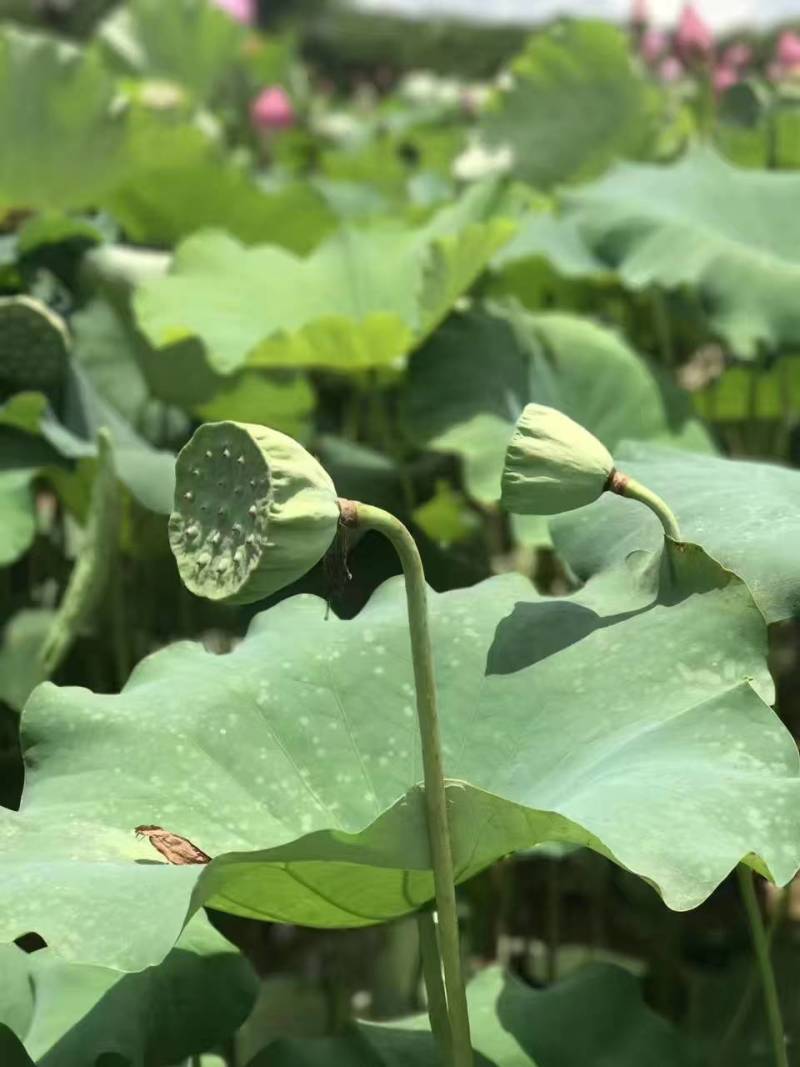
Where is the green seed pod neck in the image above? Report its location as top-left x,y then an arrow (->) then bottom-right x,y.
169,421 -> 339,604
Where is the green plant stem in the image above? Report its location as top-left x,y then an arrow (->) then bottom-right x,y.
342,500 -> 473,1067
611,474 -> 681,540
736,866 -> 789,1067
649,289 -> 675,368
418,910 -> 454,1065
545,860 -> 560,985
715,885 -> 788,1067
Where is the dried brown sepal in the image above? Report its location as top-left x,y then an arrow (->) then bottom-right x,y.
134,824 -> 211,865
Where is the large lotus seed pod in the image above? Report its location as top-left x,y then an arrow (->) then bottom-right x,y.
169,421 -> 340,604
0,296 -> 70,398
501,404 -> 613,515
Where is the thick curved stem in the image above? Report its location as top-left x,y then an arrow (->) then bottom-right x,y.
340,500 -> 473,1067
608,471 -> 681,540
737,866 -> 789,1067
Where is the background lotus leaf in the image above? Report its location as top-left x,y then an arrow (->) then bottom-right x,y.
252,963 -> 688,1066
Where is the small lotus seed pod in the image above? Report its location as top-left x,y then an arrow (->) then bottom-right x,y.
0,296 -> 70,398
169,421 -> 339,604
501,404 -> 613,515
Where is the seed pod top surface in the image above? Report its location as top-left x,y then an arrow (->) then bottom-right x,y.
0,295 -> 70,397
501,404 -> 613,516
169,421 -> 339,604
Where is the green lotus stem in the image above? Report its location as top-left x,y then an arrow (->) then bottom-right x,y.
418,909 -> 454,1065
40,428 -> 121,676
736,866 -> 789,1067
715,885 -> 788,1067
340,500 -> 473,1067
607,471 -> 681,541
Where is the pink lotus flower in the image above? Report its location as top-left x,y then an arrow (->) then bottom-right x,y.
250,86 -> 296,132
776,30 -> 800,70
722,42 -> 752,70
659,56 -> 685,83
675,4 -> 713,62
713,65 -> 738,93
212,0 -> 255,23
641,28 -> 667,64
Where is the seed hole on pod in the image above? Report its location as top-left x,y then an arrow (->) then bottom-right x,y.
237,455 -> 245,464
205,450 -> 213,459
223,448 -> 231,458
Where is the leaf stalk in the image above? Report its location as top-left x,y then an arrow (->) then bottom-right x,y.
340,500 -> 473,1067
736,865 -> 789,1067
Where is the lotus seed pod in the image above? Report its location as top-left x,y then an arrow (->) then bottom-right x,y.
169,422 -> 340,604
0,296 -> 70,398
501,404 -> 613,515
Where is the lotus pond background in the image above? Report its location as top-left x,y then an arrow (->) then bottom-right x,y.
2,0 -> 800,1064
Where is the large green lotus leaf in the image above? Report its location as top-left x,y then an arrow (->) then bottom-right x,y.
0,28 -> 129,215
551,442 -> 800,625
491,210 -> 608,280
0,469 -> 36,566
72,297 -> 314,442
98,0 -> 244,101
480,21 -> 662,188
0,914 -> 256,1066
133,183 -> 516,374
0,382 -> 175,517
559,145 -> 800,357
2,541 -> 798,969
402,303 -> 708,506
254,963 -> 688,1066
105,154 -> 335,254
71,301 -> 151,431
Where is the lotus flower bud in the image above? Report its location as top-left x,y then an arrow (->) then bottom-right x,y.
675,4 -> 713,63
501,405 -> 613,516
630,0 -> 649,27
640,28 -> 667,64
713,63 -> 738,94
212,0 -> 255,24
169,422 -> 339,604
250,86 -> 295,132
722,42 -> 752,70
776,31 -> 800,73
659,56 -> 685,83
